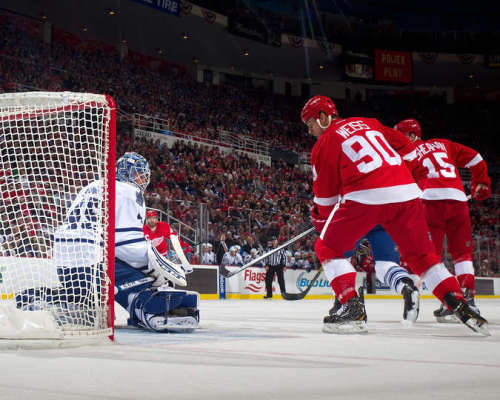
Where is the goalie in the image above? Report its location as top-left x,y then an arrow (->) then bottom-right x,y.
49,152 -> 199,332
114,152 -> 198,332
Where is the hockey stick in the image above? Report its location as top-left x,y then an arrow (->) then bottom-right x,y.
281,268 -> 323,301
116,276 -> 155,293
170,234 -> 193,274
219,227 -> 315,278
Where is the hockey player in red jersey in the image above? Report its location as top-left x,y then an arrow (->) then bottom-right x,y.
301,95 -> 488,335
394,118 -> 491,322
143,210 -> 193,264
143,210 -> 171,255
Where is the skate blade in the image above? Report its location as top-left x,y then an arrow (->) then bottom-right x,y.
436,315 -> 459,324
322,321 -> 367,334
464,319 -> 491,337
401,318 -> 415,328
404,309 -> 419,324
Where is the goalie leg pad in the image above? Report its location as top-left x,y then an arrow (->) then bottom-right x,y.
16,265 -> 101,308
128,287 -> 200,332
114,259 -> 154,309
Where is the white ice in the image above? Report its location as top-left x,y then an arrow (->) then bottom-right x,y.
1,298 -> 499,400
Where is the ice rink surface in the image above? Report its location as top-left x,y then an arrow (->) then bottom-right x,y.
1,297 -> 499,400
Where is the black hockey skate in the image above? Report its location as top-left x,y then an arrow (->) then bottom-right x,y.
433,303 -> 457,323
434,288 -> 479,323
442,293 -> 490,336
328,297 -> 342,316
323,287 -> 367,334
463,288 -> 480,314
401,279 -> 420,324
329,287 -> 367,316
329,288 -> 366,319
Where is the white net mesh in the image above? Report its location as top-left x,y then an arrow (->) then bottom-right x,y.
0,92 -> 114,340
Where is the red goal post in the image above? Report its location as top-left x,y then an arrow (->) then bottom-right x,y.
0,92 -> 115,345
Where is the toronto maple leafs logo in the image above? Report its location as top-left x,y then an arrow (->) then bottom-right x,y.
136,191 -> 144,206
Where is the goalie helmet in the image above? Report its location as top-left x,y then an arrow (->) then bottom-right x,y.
394,119 -> 422,139
301,95 -> 338,126
116,152 -> 150,192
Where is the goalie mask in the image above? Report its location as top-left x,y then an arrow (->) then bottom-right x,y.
116,152 -> 150,192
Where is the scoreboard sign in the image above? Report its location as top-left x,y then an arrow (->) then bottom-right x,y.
485,54 -> 500,68
132,0 -> 180,17
374,49 -> 413,83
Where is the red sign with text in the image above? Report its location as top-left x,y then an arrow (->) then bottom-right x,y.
374,49 -> 412,83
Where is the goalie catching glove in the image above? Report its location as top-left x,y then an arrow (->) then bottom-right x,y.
146,242 -> 187,287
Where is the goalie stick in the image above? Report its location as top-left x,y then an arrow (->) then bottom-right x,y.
219,227 -> 315,278
170,234 -> 193,274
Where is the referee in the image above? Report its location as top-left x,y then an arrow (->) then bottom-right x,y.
263,237 -> 287,299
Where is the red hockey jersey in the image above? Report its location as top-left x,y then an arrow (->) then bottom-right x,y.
411,138 -> 489,202
311,117 -> 420,217
143,221 -> 174,255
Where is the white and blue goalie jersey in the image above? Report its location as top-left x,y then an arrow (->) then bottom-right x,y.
114,181 -> 147,268
53,180 -> 104,267
53,180 -> 148,268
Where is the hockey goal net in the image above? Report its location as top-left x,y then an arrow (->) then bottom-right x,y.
0,92 -> 115,343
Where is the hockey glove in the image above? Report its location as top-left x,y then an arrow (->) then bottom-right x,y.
310,204 -> 328,233
147,242 -> 187,287
471,179 -> 491,201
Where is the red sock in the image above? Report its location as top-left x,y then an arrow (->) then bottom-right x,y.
433,276 -> 465,309
330,272 -> 357,304
457,274 -> 474,296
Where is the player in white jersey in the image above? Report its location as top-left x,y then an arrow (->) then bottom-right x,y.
201,243 -> 216,264
51,152 -> 199,332
221,245 -> 244,267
